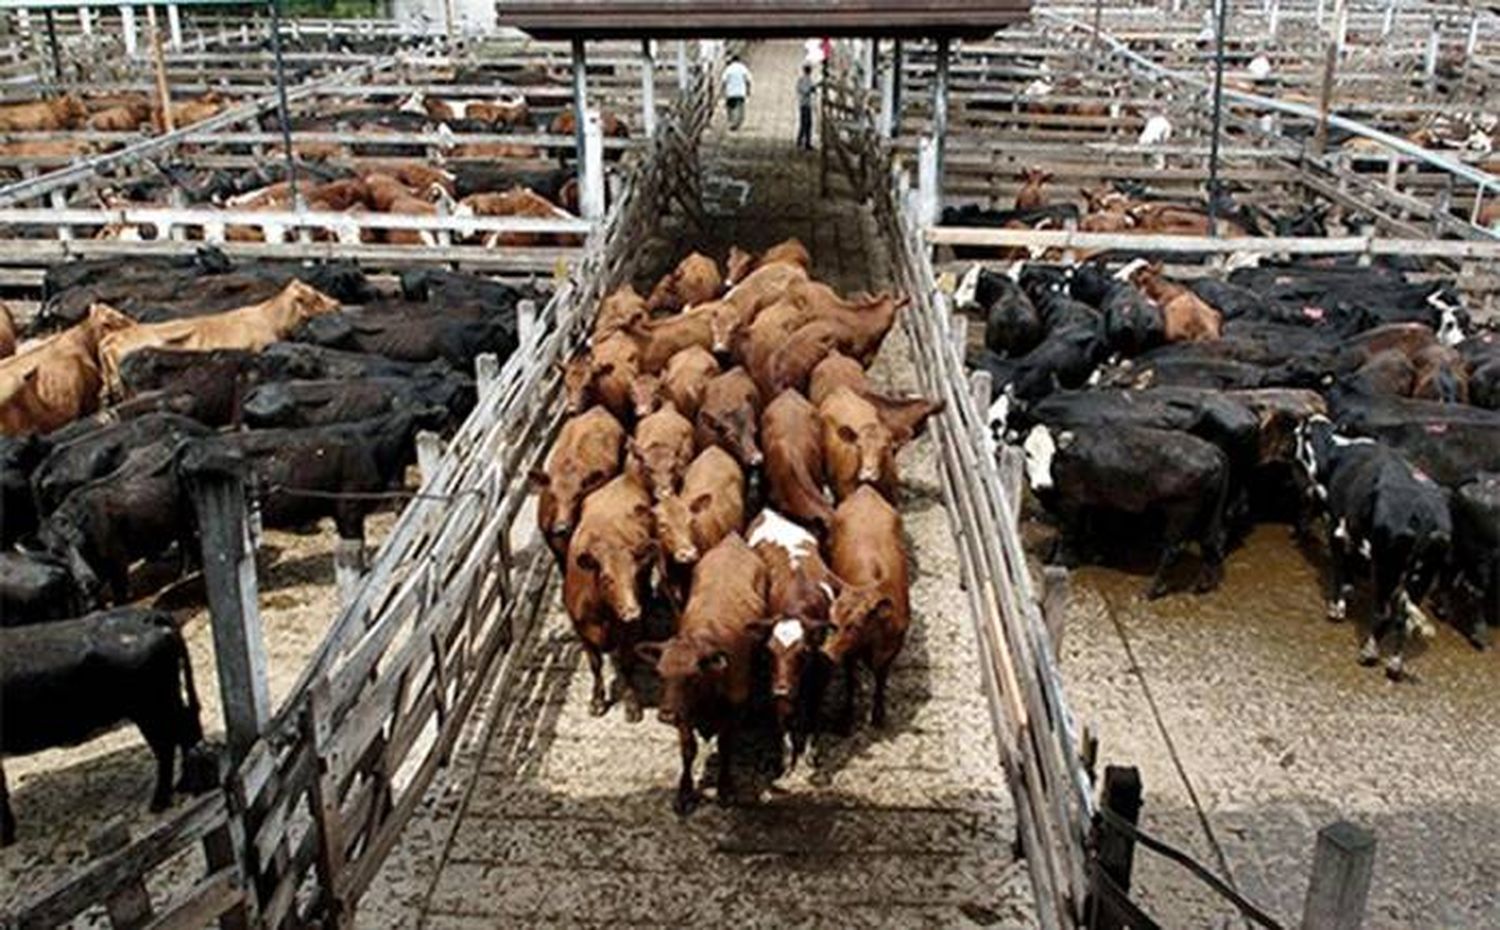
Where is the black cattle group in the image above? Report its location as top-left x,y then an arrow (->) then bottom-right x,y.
966,256 -> 1499,679
0,249 -> 528,843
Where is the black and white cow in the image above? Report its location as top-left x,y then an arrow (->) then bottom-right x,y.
1,608 -> 217,845
1295,416 -> 1451,678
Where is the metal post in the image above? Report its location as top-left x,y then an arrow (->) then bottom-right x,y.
120,5 -> 138,57
183,447 -> 270,763
1423,18 -> 1440,80
917,135 -> 940,226
267,0 -> 298,205
890,39 -> 903,136
167,4 -> 183,49
79,7 -> 93,36
640,40 -> 657,138
676,40 -> 689,91
43,10 -> 62,85
1206,0 -> 1229,237
1300,821 -> 1376,930
571,38 -> 590,196
1269,0 -> 1279,39
879,41 -> 897,138
933,37 -> 950,217
1382,0 -> 1397,37
1466,11 -> 1480,58
148,5 -> 173,132
582,110 -> 605,218
1313,0 -> 1343,156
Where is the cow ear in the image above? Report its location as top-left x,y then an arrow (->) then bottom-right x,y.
698,650 -> 729,672
528,468 -> 550,489
836,424 -> 858,444
635,641 -> 666,665
595,362 -> 616,379
689,493 -> 713,515
745,617 -> 777,639
575,551 -> 600,573
635,538 -> 659,562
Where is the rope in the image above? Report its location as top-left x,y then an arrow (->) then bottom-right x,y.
1097,808 -> 1286,930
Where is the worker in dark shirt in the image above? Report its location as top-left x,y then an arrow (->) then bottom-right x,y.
796,63 -> 817,150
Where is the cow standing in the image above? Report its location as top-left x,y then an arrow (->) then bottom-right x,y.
532,407 -> 626,561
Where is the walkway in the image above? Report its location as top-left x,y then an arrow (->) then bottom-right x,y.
362,41 -> 1035,928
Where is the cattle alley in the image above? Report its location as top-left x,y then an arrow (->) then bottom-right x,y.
359,40 -> 1038,929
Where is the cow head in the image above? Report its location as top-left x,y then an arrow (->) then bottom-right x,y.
628,435 -> 687,503
726,246 -> 755,286
280,280 -> 341,321
531,463 -> 612,547
653,490 -> 712,564
696,302 -> 740,357
636,634 -> 729,725
1022,425 -> 1059,492
573,532 -> 656,625
833,415 -> 893,489
823,585 -> 894,665
1018,167 -> 1053,186
630,374 -> 662,420
561,356 -> 607,413
702,405 -> 762,470
84,303 -> 137,337
1293,415 -> 1338,498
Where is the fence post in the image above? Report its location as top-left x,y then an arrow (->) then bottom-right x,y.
79,5 -> 93,36
1088,765 -> 1144,930
676,40 -> 689,91
932,36 -> 950,209
640,40 -> 657,139
183,445 -> 270,764
475,352 -> 501,398
879,40 -> 897,138
582,110 -> 606,219
416,430 -> 444,483
88,820 -> 154,929
917,136 -> 940,226
1042,565 -> 1071,655
1300,821 -> 1376,930
120,4 -> 138,57
167,3 -> 183,49
517,297 -> 538,352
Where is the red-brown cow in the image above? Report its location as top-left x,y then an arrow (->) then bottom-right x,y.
636,533 -> 767,813
661,345 -> 721,419
761,389 -> 836,535
646,252 -> 723,313
0,303 -> 15,360
819,385 -> 933,502
628,403 -> 696,503
595,284 -> 649,343
631,309 -> 715,374
562,330 -> 640,420
564,473 -> 658,720
1133,264 -> 1222,342
695,367 -> 763,470
532,406 -> 626,560
654,446 -> 746,604
809,351 -> 946,447
726,238 -> 812,285
1014,167 -> 1053,210
824,486 -> 910,728
786,281 -> 903,363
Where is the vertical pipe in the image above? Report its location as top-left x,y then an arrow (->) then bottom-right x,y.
879,41 -> 897,138
1423,18 -> 1439,79
1207,0 -> 1228,237
167,4 -> 183,50
120,5 -> 138,57
933,37 -> 950,217
44,10 -> 62,85
1269,0 -> 1279,39
1312,0 -> 1343,156
148,5 -> 174,132
79,7 -> 93,37
571,39 -> 590,207
640,40 -> 657,139
676,40 -> 689,92
891,39 -> 903,135
1466,11 -> 1479,59
267,0 -> 298,205
1382,0 -> 1397,38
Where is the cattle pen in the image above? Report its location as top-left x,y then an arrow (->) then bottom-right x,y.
0,2 -> 1497,930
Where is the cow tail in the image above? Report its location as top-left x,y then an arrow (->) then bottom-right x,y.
166,620 -> 205,745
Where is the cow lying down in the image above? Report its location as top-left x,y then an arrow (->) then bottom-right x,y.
1,608 -> 217,845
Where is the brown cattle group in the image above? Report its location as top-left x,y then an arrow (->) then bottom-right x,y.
537,241 -> 943,814
0,93 -> 225,167
0,280 -> 340,437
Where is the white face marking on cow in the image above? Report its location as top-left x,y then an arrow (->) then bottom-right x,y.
1327,597 -> 1347,621
1005,259 -> 1024,283
772,619 -> 805,648
1113,257 -> 1148,282
400,91 -> 424,113
1022,425 -> 1056,492
1248,54 -> 1273,80
1332,518 -> 1349,542
987,390 -> 1012,438
954,264 -> 982,309
1139,115 -> 1174,146
748,509 -> 818,567
1358,538 -> 1372,560
1330,434 -> 1374,448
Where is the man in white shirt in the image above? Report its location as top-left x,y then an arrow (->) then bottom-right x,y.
722,55 -> 752,130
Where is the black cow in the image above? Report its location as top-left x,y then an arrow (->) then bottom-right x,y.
32,413 -> 210,516
1021,423 -> 1230,598
400,268 -> 539,317
970,319 -> 1105,403
0,608 -> 216,845
1296,418 -> 1451,678
292,311 -> 519,368
1451,474 -> 1499,648
1226,265 -> 1466,338
449,164 -> 572,201
0,435 -> 48,547
1191,278 -> 1326,327
1460,332 -> 1500,410
118,347 -> 304,426
955,265 -> 1044,357
1070,263 -> 1163,357
1328,392 -> 1500,488
35,439 -> 196,608
241,375 -> 475,430
196,407 -> 446,543
1105,352 -> 1273,391
0,551 -> 79,626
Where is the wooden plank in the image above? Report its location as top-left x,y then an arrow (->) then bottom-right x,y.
139,868 -> 244,930
1301,821 -> 1377,930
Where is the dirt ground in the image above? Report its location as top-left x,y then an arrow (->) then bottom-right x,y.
1055,522 -> 1500,928
0,512 -> 394,920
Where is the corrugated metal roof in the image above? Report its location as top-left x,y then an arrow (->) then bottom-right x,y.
498,0 -> 1030,39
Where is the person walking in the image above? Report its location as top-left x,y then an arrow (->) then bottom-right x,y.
795,63 -> 817,150
722,55 -> 751,131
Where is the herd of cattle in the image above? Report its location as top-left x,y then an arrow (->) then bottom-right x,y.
539,240 -> 943,813
960,247 -> 1498,680
0,249 -> 529,844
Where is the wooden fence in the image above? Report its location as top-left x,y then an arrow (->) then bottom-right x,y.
0,39 -> 719,930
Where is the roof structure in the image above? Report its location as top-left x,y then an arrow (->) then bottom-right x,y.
498,0 -> 1031,40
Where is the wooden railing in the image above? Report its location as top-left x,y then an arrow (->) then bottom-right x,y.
0,40 -> 719,930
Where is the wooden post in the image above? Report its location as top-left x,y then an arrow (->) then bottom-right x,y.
1382,0 -> 1396,38
1088,766 -> 1144,930
676,40 -> 689,92
167,3 -> 183,49
932,37 -> 950,212
1312,2 -> 1341,157
640,40 -> 657,139
1423,18 -> 1440,81
1268,0 -> 1279,39
415,430 -> 444,483
334,536 -> 365,607
517,297 -> 538,351
917,136 -> 940,226
88,820 -> 154,929
582,110 -> 605,219
1300,821 -> 1376,930
120,5 -> 139,57
475,352 -> 501,397
571,38 -> 590,201
79,6 -> 93,36
183,446 -> 270,764
147,5 -> 174,133
879,41 -> 897,138
1042,565 -> 1070,655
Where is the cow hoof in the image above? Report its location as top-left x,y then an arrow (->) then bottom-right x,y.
148,796 -> 171,813
1384,657 -> 1405,681
1357,639 -> 1379,666
1145,582 -> 1169,601
623,702 -> 644,724
1468,624 -> 1492,651
1325,599 -> 1347,622
589,697 -> 608,717
673,791 -> 698,817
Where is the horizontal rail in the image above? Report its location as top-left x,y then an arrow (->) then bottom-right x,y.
0,206 -> 590,235
926,226 -> 1500,258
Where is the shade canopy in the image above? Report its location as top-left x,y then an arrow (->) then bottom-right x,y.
500,0 -> 1030,40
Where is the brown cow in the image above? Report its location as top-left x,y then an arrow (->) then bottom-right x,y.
155,92 -> 223,130
761,389 -> 836,537
722,261 -> 811,323
736,298 -> 805,376
1411,344 -> 1469,402
99,281 -> 339,393
646,252 -> 723,313
809,352 -> 945,446
629,373 -> 663,420
462,187 -> 582,248
0,305 -> 136,436
824,486 -> 909,728
695,367 -> 763,470
1344,349 -> 1416,398
1014,167 -> 1053,210
636,533 -> 767,813
654,445 -> 745,588
87,99 -> 151,131
628,403 -> 696,503
786,281 -> 902,363
819,386 -> 904,502
660,345 -> 721,420
631,308 -> 714,374
562,330 -> 640,420
726,238 -> 812,285
532,406 -> 626,560
0,95 -> 86,131
0,303 -> 14,359
1133,264 -> 1222,342
565,473 -> 658,719
746,508 -> 837,766
595,284 -> 649,343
